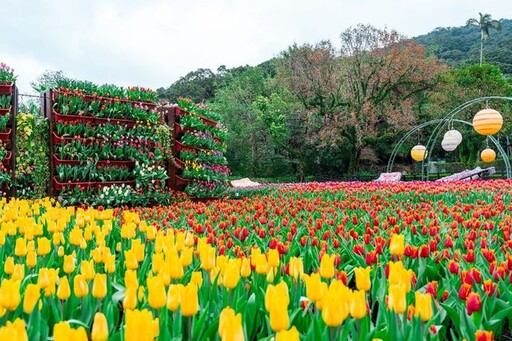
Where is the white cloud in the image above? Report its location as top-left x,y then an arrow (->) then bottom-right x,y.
1,0 -> 511,94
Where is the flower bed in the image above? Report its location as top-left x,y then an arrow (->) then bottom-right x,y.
0,181 -> 511,340
173,98 -> 230,198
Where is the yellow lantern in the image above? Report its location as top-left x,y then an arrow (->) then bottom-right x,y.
480,148 -> 496,163
472,108 -> 503,135
411,145 -> 428,162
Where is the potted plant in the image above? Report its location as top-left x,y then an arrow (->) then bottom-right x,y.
0,62 -> 16,94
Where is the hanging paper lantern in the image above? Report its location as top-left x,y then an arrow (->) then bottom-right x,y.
441,135 -> 458,151
472,108 -> 503,135
411,145 -> 428,162
481,148 -> 496,163
444,129 -> 462,145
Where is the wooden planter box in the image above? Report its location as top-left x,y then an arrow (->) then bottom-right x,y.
0,83 -> 13,95
0,128 -> 11,142
2,151 -> 11,167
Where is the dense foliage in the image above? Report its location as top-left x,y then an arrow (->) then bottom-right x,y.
414,19 -> 512,75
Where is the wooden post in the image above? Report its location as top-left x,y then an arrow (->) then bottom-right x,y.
8,86 -> 18,198
45,89 -> 55,197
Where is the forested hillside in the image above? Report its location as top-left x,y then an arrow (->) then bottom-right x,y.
156,19 -> 512,180
414,19 -> 512,74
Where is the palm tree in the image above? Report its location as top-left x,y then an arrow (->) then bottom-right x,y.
466,13 -> 502,65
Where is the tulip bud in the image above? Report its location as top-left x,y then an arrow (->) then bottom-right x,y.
123,286 -> 137,310
0,278 -> 21,311
73,274 -> 88,298
354,267 -> 371,292
92,274 -> 107,299
167,284 -> 182,312
190,271 -> 203,288
37,237 -> 51,256
91,312 -> 109,341
350,290 -> 367,319
80,260 -> 95,280
320,254 -> 335,279
390,234 -> 405,257
223,259 -> 241,290
63,255 -> 76,274
181,284 -> 199,316
414,292 -> 433,322
57,276 -> 71,301
218,306 -> 244,341
147,276 -> 166,309
240,258 -> 251,278
4,257 -> 14,275
387,284 -> 407,314
24,249 -> 37,268
23,283 -> 41,314
267,249 -> 280,268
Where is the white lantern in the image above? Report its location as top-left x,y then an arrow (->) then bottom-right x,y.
441,135 -> 458,151
444,129 -> 462,145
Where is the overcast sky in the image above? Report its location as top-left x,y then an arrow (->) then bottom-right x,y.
1,0 -> 511,95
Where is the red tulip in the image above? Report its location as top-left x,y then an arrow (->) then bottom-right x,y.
466,292 -> 481,315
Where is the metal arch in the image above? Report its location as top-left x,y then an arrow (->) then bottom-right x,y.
386,119 -> 511,179
422,96 -> 512,180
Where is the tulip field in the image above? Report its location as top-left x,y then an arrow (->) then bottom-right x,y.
1,180 -> 512,340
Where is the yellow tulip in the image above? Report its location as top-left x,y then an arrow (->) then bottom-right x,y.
267,249 -> 280,268
92,274 -> 107,299
190,271 -> 203,288
73,274 -> 88,298
265,281 -> 290,312
23,283 -> 40,314
26,251 -> 37,269
240,258 -> 251,278
289,257 -> 304,280
0,278 -> 21,311
320,254 -> 335,279
4,257 -> 14,275
254,254 -> 268,275
124,250 -> 139,270
125,309 -> 159,341
57,276 -> 71,301
15,238 -> 27,257
104,254 -> 116,274
276,326 -> 300,341
390,234 -> 405,257
354,267 -> 372,292
200,245 -> 216,271
180,247 -> 193,267
350,290 -> 367,319
57,246 -> 65,257
80,260 -> 95,280
387,284 -> 407,314
91,312 -> 109,341
147,276 -> 166,309
0,318 -> 28,340
219,306 -> 244,341
181,283 -> 199,316
37,237 -> 51,256
321,283 -> 349,327
11,264 -> 25,281
123,286 -> 137,310
63,255 -> 76,274
268,295 -> 289,332
303,273 -> 323,302
125,269 -> 138,289
415,292 -> 433,322
167,284 -> 183,312
223,259 -> 241,290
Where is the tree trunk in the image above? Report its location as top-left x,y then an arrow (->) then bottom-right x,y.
297,148 -> 305,182
347,147 -> 361,176
480,39 -> 483,65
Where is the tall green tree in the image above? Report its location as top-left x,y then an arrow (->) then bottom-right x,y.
466,13 -> 502,65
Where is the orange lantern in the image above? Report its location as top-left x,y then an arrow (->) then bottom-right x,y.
480,148 -> 496,163
472,109 -> 503,135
